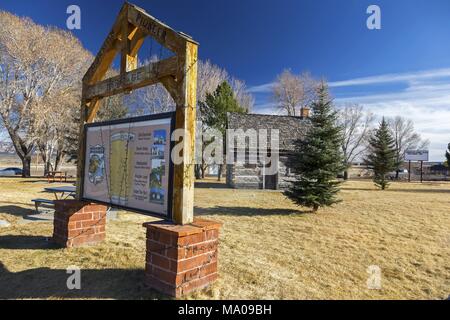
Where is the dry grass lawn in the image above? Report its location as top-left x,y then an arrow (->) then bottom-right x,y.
0,177 -> 449,300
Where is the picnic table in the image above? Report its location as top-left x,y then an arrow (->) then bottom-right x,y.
33,186 -> 113,216
44,186 -> 76,200
32,186 -> 76,214
46,171 -> 69,183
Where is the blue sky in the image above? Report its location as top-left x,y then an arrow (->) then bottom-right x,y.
1,0 -> 450,160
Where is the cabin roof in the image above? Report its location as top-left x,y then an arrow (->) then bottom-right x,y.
227,113 -> 310,151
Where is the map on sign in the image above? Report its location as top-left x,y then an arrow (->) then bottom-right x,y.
405,150 -> 429,162
82,113 -> 174,218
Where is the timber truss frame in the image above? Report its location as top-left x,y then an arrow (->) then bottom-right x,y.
76,2 -> 198,225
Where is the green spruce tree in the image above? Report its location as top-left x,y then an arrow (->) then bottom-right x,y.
446,143 -> 450,167
284,83 -> 345,212
199,81 -> 247,180
365,118 -> 396,190
200,81 -> 246,134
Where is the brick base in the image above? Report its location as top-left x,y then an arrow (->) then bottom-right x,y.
53,200 -> 107,248
143,219 -> 222,298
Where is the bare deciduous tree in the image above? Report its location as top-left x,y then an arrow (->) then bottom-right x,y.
229,78 -> 254,113
272,70 -> 317,116
195,60 -> 228,179
63,91 -> 128,165
32,91 -> 79,174
388,116 -> 430,178
127,57 -> 175,115
338,104 -> 374,180
195,60 -> 253,179
0,11 -> 92,176
197,60 -> 229,106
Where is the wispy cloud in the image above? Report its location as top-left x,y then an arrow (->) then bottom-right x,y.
248,83 -> 274,94
329,68 -> 450,88
252,102 -> 282,115
334,71 -> 450,161
251,67 -> 450,161
249,67 -> 450,93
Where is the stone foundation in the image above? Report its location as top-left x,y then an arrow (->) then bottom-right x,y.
143,219 -> 221,298
53,200 -> 107,248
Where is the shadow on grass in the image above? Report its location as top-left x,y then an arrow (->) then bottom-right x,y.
0,235 -> 58,250
195,206 -> 309,216
195,181 -> 229,189
0,204 -> 54,222
17,179 -> 48,183
344,187 -> 450,194
0,262 -> 166,300
0,205 -> 34,217
14,178 -> 76,183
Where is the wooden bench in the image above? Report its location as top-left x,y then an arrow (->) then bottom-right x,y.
31,199 -> 55,214
46,171 -> 69,183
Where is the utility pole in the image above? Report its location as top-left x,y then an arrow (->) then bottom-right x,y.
420,160 -> 423,183
408,160 -> 411,182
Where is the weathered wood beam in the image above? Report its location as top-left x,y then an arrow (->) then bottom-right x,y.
121,21 -> 138,75
170,42 -> 198,225
84,56 -> 178,101
75,99 -> 91,199
82,4 -> 128,85
127,3 -> 197,55
86,99 -> 101,123
160,76 -> 181,104
130,29 -> 146,57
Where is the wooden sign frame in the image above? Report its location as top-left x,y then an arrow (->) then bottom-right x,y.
76,2 -> 198,225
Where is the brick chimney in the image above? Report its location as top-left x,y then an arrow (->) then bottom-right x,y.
300,107 -> 310,119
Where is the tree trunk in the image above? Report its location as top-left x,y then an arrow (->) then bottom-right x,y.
54,150 -> 63,172
194,164 -> 201,180
217,164 -> 223,181
21,156 -> 31,178
201,163 -> 206,179
6,131 -> 34,178
344,170 -> 349,180
44,160 -> 53,177
38,146 -> 49,176
40,151 -> 51,177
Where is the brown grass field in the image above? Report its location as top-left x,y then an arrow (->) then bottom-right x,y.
0,177 -> 449,300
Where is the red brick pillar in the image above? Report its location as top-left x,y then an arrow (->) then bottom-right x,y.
143,219 -> 221,298
53,200 -> 107,248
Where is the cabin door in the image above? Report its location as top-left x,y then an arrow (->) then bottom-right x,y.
264,174 -> 278,190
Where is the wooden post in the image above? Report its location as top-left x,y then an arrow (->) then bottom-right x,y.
408,160 -> 411,182
75,99 -> 89,200
420,160 -> 423,183
171,42 -> 198,225
120,20 -> 138,74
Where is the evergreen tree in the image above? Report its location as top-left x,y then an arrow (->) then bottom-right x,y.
365,118 -> 397,190
200,81 -> 246,135
446,143 -> 450,167
284,83 -> 345,212
199,81 -> 247,180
